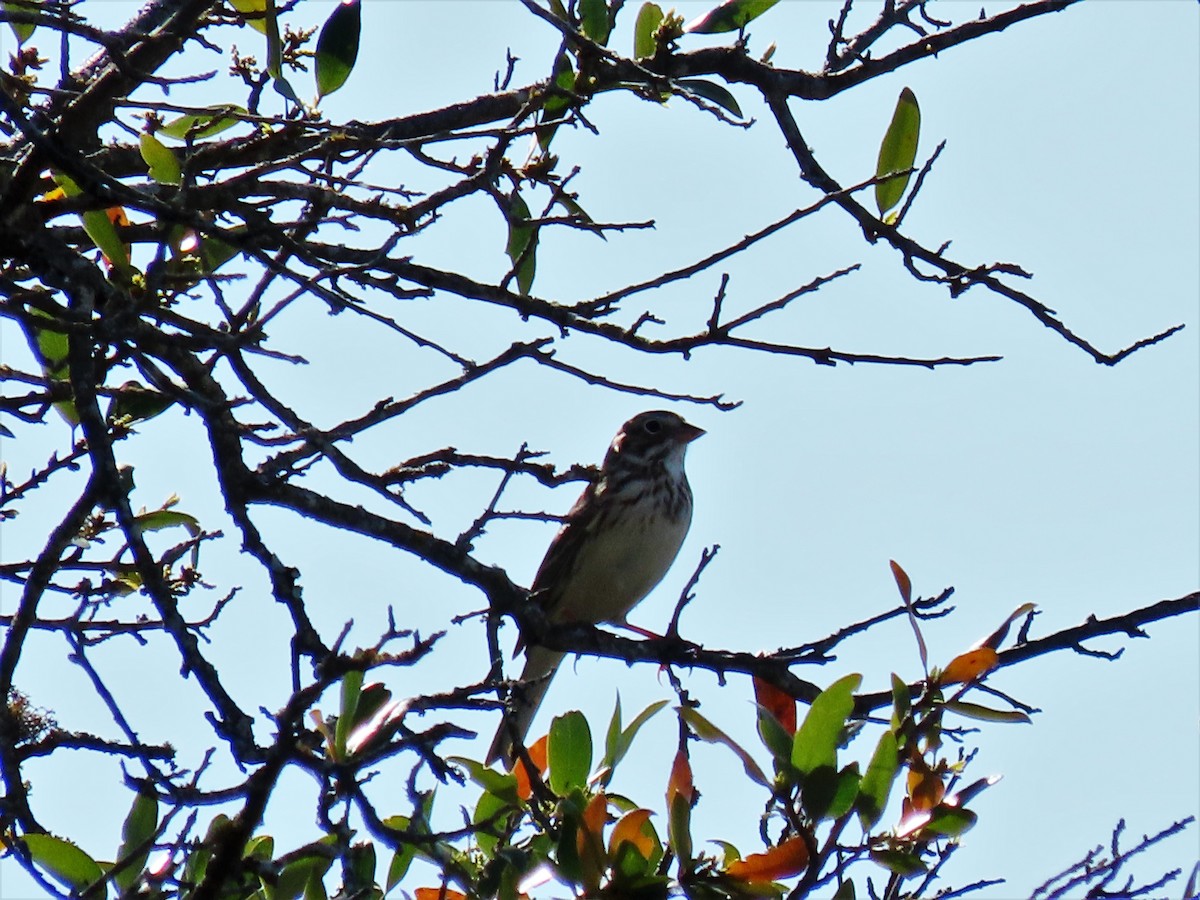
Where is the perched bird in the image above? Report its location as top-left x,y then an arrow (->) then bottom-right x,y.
487,410 -> 704,767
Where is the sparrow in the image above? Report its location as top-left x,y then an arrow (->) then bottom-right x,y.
487,410 -> 704,766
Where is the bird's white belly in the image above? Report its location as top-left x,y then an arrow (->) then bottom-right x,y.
553,509 -> 690,625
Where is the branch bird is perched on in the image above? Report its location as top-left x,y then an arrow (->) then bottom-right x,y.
487,410 -> 705,767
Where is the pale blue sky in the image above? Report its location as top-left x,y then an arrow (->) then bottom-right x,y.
1,1 -> 1197,897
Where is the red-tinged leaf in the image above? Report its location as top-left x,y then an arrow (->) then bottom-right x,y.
413,890 -> 467,900
938,647 -> 999,686
906,759 -> 944,812
609,808 -> 654,859
513,734 -> 549,799
948,775 -> 1002,807
980,601 -> 1037,650
577,791 -> 609,890
890,560 -> 928,675
753,676 -> 796,735
725,835 -> 809,883
666,748 -> 694,805
889,559 -> 911,603
667,748 -> 694,863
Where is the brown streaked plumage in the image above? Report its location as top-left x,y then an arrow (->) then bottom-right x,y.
487,410 -> 704,767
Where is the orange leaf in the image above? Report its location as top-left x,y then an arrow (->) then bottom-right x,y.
906,759 -> 944,812
666,748 -> 694,806
577,792 -> 609,894
513,734 -> 549,800
609,808 -> 655,859
414,890 -> 467,900
725,836 -> 809,882
889,559 -> 912,603
581,791 -> 608,840
753,676 -> 797,735
939,647 -> 999,686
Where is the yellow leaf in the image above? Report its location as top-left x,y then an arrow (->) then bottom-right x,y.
609,808 -> 655,859
939,647 -> 999,686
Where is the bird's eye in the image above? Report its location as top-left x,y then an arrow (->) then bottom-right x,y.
643,418 -> 663,434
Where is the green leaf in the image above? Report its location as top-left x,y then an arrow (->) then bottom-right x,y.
452,756 -> 519,805
791,673 -> 861,775
133,509 -> 200,537
159,106 -> 247,141
335,669 -> 364,759
856,729 -> 899,830
875,87 -> 921,216
505,191 -> 538,295
272,852 -> 331,900
605,699 -> 668,772
870,847 -> 926,877
139,133 -> 182,185
634,2 -> 664,59
315,0 -> 361,98
679,707 -> 770,787
548,711 -> 592,794
685,0 -> 779,34
52,171 -> 133,277
604,694 -> 624,767
944,700 -> 1032,725
923,806 -> 977,837
229,0 -> 269,34
107,381 -> 174,425
754,702 -> 794,769
115,789 -> 159,891
676,79 -> 742,117
22,834 -> 104,893
21,307 -> 68,379
579,0 -> 610,45
889,673 -> 910,732
4,0 -> 38,43
833,878 -> 856,899
826,763 -> 861,820
382,815 -> 416,891
19,307 -> 78,426
668,790 -> 692,864
538,51 -> 576,151
472,790 -> 510,856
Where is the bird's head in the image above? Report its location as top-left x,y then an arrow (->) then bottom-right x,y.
604,410 -> 705,471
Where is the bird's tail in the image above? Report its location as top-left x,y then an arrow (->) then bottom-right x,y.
486,645 -> 563,767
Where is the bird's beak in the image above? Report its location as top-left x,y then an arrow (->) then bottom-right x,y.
678,422 -> 705,443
